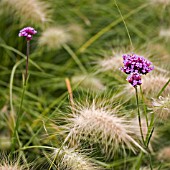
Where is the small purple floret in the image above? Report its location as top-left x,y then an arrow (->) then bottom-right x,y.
120,53 -> 154,75
127,73 -> 142,87
19,27 -> 37,40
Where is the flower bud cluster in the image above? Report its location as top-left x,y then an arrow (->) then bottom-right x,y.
120,53 -> 154,87
19,27 -> 37,40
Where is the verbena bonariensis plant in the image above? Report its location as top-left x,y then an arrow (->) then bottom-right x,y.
11,27 -> 37,153
120,53 -> 154,169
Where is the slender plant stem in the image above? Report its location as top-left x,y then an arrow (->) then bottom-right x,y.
114,0 -> 134,50
25,41 -> 30,84
11,40 -> 30,154
135,86 -> 145,144
11,84 -> 27,154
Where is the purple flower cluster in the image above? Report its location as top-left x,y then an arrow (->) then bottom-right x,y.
19,27 -> 37,41
120,53 -> 154,87
120,54 -> 154,75
127,73 -> 142,87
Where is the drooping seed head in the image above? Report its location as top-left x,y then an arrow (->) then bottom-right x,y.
97,54 -> 123,72
39,27 -> 71,50
152,95 -> 170,119
157,146 -> 170,161
1,0 -> 51,26
150,0 -> 170,6
0,154 -> 24,170
159,28 -> 170,39
64,101 -> 145,159
71,75 -> 106,92
54,147 -> 101,170
142,73 -> 170,97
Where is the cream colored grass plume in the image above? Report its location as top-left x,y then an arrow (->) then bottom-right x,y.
54,147 -> 101,170
0,154 -> 24,170
39,27 -> 71,50
1,0 -> 51,26
97,51 -> 123,72
159,28 -> 170,39
152,95 -> 170,119
63,100 -> 145,159
150,0 -> 170,6
142,73 -> 170,96
67,24 -> 86,47
121,73 -> 170,99
71,75 -> 106,92
157,146 -> 170,161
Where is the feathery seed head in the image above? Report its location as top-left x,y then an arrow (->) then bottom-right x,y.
152,95 -> 170,119
39,27 -> 71,50
1,0 -> 51,26
150,0 -> 170,6
157,146 -> 170,161
64,102 -> 145,159
19,27 -> 37,41
0,136 -> 11,150
54,147 -> 100,170
97,53 -> 123,72
123,73 -> 169,97
159,28 -> 170,39
0,164 -> 22,170
71,75 -> 106,92
67,24 -> 85,46
142,73 -> 170,96
0,154 -> 24,170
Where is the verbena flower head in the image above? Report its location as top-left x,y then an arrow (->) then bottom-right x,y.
127,73 -> 142,87
120,53 -> 154,75
19,27 -> 37,40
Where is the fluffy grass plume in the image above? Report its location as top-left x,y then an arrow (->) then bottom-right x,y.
159,28 -> 170,39
142,73 -> 170,96
39,27 -> 71,50
54,147 -> 100,170
1,0 -> 51,26
67,24 -> 86,46
150,0 -> 170,6
64,101 -> 145,159
97,52 -> 123,72
152,95 -> 170,119
122,73 -> 170,98
0,155 -> 24,170
71,75 -> 106,92
157,146 -> 170,161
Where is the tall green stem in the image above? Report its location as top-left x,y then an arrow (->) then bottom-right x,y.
135,86 -> 145,144
11,85 -> 27,153
11,40 -> 30,154
25,41 -> 30,85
